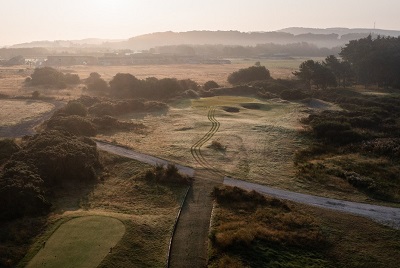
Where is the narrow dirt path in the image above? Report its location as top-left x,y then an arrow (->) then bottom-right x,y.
169,170 -> 222,268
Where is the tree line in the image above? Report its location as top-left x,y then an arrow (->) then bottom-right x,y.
294,35 -> 400,89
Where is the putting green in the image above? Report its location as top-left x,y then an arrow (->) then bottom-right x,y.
27,216 -> 125,268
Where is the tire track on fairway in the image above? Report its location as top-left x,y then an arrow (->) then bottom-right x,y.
190,107 -> 223,176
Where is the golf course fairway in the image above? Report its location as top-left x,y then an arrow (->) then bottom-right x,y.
27,216 -> 125,268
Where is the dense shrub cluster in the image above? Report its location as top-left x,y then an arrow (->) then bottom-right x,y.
144,164 -> 191,184
204,80 -> 220,90
0,161 -> 50,220
0,139 -> 19,165
27,67 -> 80,89
84,72 -> 108,92
297,87 -> 400,201
108,73 -> 198,100
46,115 -> 97,136
303,89 -> 400,146
11,131 -> 101,185
360,138 -> 400,159
0,131 -> 101,220
227,65 -> 271,85
88,99 -> 168,116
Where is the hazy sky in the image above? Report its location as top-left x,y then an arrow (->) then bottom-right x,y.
1,0 -> 400,46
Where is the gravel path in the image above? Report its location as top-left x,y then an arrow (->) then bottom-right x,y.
224,177 -> 400,229
96,141 -> 195,177
169,170 -> 222,268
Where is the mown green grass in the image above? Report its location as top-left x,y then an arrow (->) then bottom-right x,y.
19,152 -> 188,267
26,216 -> 125,268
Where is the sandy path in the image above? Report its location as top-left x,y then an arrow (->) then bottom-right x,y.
224,177 -> 400,229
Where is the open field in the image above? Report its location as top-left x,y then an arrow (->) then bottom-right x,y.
0,58 -> 309,96
27,216 -> 125,268
0,100 -> 54,126
98,96 -> 308,189
97,95 -> 382,202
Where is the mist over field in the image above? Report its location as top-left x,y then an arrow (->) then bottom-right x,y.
1,1 -> 400,267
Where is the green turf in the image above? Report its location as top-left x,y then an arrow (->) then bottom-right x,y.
26,216 -> 125,268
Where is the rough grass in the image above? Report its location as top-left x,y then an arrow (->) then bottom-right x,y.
26,216 -> 125,268
0,100 -> 54,126
98,96 -> 308,190
296,152 -> 400,204
19,152 -> 188,267
209,186 -> 400,268
209,186 -> 332,267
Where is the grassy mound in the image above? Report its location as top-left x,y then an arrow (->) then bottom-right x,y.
26,216 -> 125,268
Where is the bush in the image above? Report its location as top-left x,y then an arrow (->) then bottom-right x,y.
63,101 -> 88,117
28,67 -> 80,89
210,140 -> 226,151
0,161 -> 50,220
227,66 -> 271,85
280,89 -> 310,100
311,120 -> 365,144
204,80 -> 220,90
179,79 -> 199,91
85,72 -> 108,92
0,139 -> 20,165
64,73 -> 80,84
31,90 -> 40,99
46,115 -> 97,136
144,164 -> 191,184
361,138 -> 400,158
11,131 -> 101,185
88,102 -> 115,116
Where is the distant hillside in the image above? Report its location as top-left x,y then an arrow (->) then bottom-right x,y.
8,27 -> 400,51
10,38 -> 123,48
278,27 -> 400,37
107,29 -> 400,50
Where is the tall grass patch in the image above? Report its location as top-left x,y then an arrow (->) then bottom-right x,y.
208,186 -> 331,267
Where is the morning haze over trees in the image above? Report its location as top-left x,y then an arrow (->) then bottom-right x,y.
1,22 -> 400,267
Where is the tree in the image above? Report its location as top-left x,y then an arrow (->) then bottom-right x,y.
313,62 -> 337,89
340,35 -> 400,88
204,80 -> 220,90
85,72 -> 108,92
109,73 -> 141,98
293,60 -> 316,89
294,60 -> 336,89
28,67 -> 80,89
227,66 -> 271,85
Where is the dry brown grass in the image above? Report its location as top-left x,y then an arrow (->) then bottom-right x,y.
0,100 -> 54,126
97,96 -> 308,190
209,186 -> 400,268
